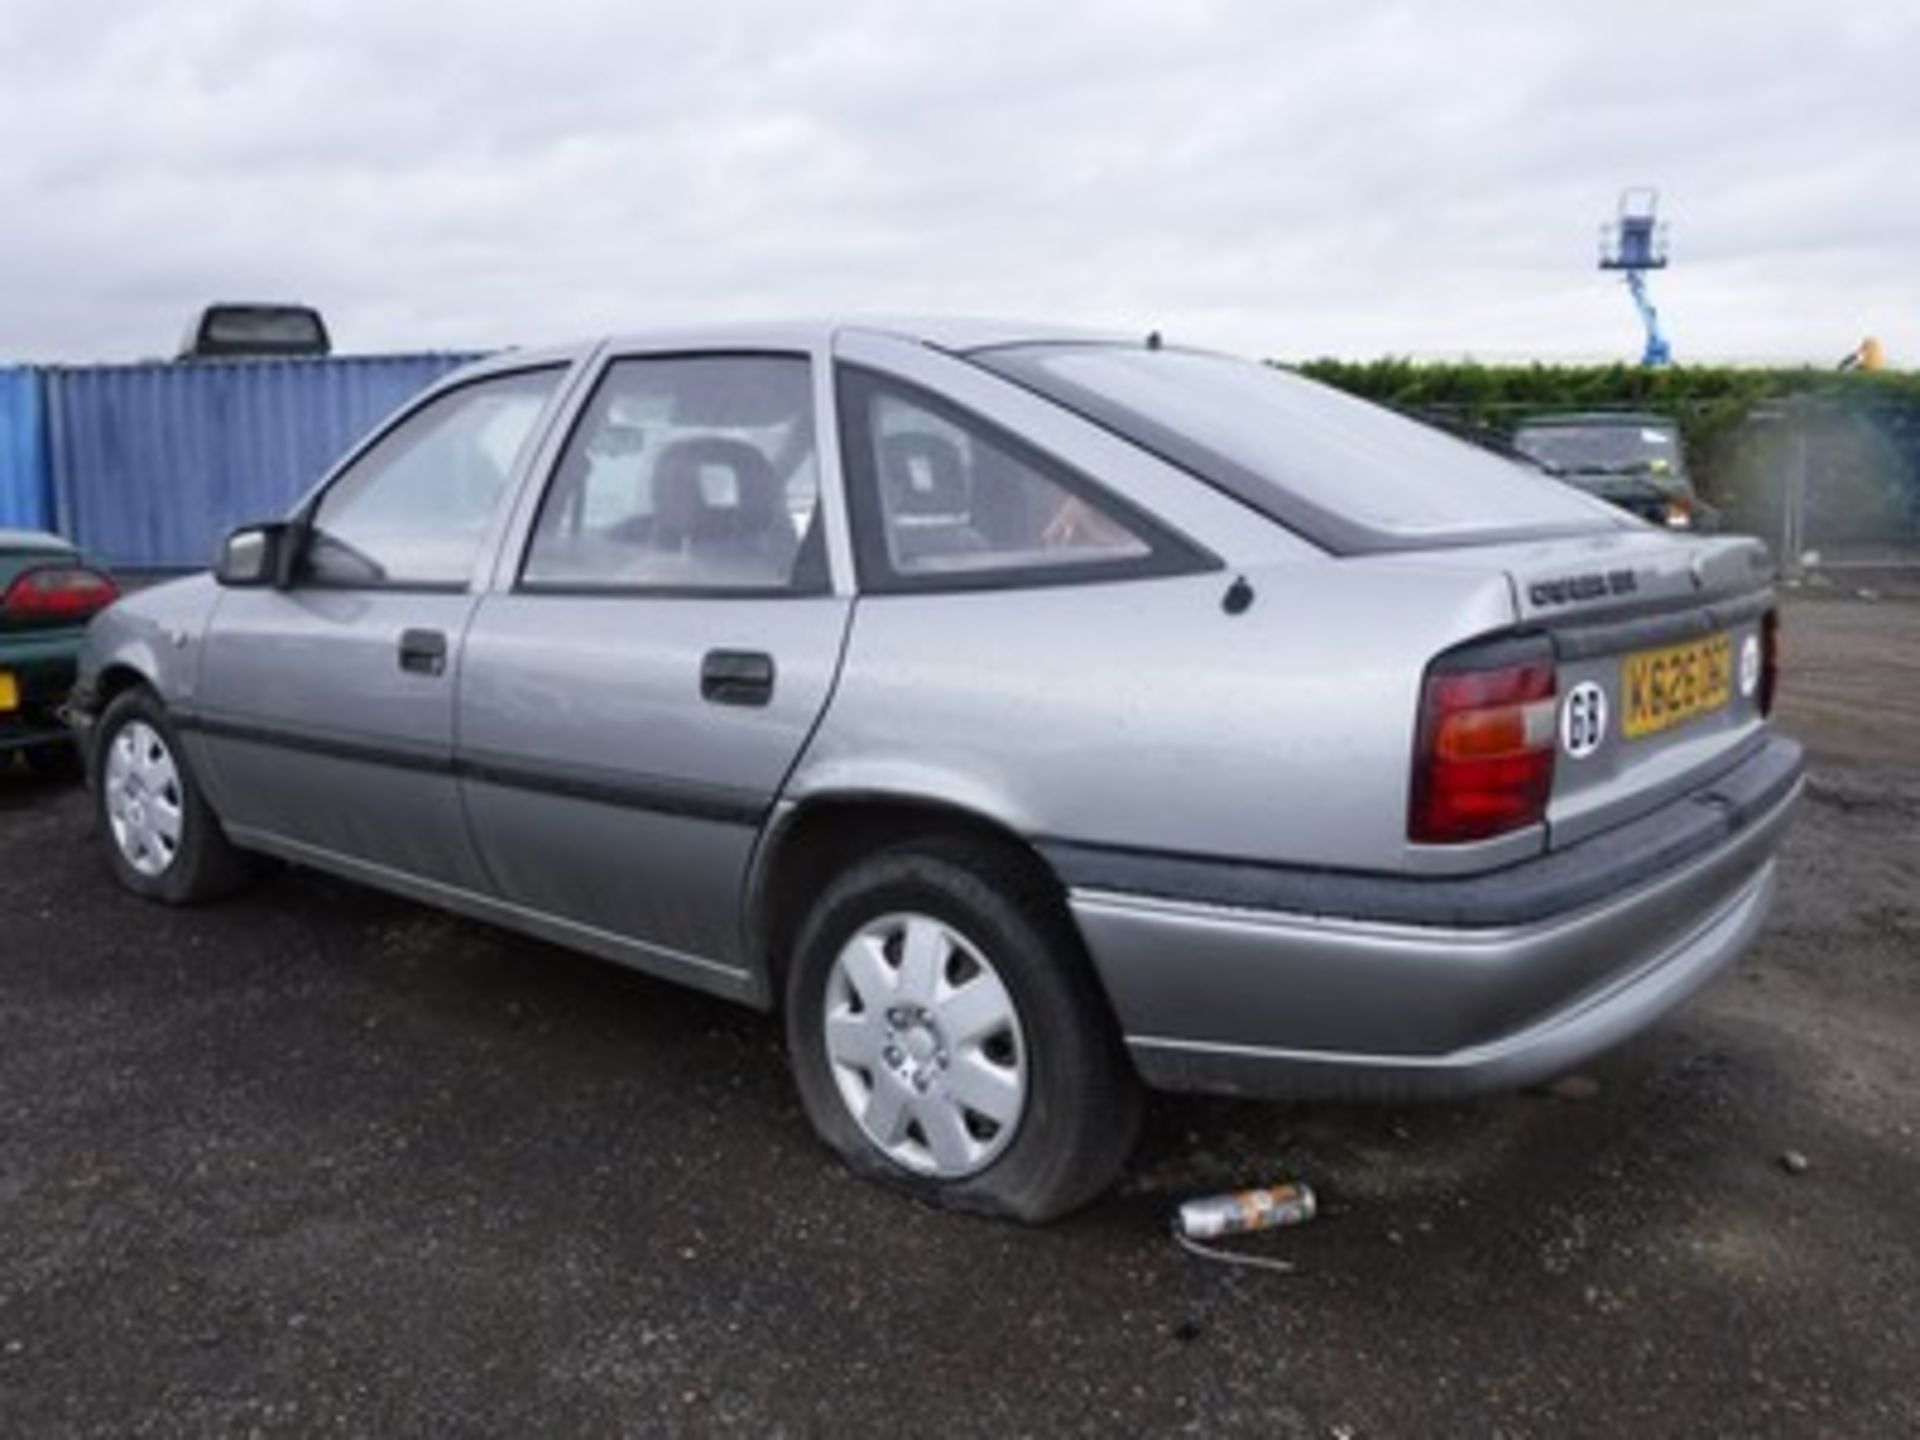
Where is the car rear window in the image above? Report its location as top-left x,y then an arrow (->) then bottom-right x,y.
973,345 -> 1628,554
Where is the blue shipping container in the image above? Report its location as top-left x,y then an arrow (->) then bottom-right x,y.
0,367 -> 52,533
47,353 -> 482,570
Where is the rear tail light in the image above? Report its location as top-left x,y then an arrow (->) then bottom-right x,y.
1409,649 -> 1557,844
1,564 -> 119,624
1759,608 -> 1779,716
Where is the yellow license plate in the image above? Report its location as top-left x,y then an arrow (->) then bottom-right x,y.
1622,632 -> 1732,739
0,671 -> 17,713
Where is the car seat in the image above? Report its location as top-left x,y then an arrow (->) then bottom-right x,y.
878,433 -> 988,566
650,437 -> 797,584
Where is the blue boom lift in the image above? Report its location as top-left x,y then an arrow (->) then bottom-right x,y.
1599,188 -> 1671,366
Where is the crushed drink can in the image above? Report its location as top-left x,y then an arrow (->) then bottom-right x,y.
1175,1181 -> 1317,1240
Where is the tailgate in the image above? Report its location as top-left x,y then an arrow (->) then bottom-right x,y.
1509,532 -> 1776,847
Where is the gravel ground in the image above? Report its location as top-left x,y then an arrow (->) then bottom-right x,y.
1,596 -> 1915,1437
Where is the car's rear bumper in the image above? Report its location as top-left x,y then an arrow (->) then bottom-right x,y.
1,637 -> 81,753
1058,735 -> 1803,1101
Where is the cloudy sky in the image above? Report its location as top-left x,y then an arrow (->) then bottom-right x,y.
2,0 -> 1915,366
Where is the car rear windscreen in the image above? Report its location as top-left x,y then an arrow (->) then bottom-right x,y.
206,309 -> 323,346
973,344 -> 1628,554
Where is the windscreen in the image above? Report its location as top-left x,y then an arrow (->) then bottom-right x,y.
1512,422 -> 1681,475
976,345 -> 1627,553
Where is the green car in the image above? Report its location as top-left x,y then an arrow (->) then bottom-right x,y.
1,528 -> 119,774
1510,412 -> 1714,531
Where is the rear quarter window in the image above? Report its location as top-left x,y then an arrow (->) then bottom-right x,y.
836,365 -> 1213,592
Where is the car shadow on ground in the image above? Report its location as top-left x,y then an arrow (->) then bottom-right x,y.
2,758 -> 1802,1243
204,842 -> 1754,1244
0,756 -> 83,811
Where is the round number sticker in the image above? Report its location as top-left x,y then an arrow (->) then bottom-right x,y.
1562,681 -> 1608,759
1738,633 -> 1762,698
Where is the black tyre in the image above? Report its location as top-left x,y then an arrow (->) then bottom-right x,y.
785,837 -> 1141,1223
93,687 -> 252,904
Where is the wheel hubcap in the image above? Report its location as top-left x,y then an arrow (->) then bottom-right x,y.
103,720 -> 184,878
824,912 -> 1028,1178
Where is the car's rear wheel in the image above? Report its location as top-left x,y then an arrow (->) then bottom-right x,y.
94,687 -> 252,904
784,837 -> 1141,1222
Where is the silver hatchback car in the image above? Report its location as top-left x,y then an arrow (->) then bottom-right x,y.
73,320 -> 1802,1220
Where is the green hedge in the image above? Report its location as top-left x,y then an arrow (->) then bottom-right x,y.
1289,357 -> 1918,458
1286,360 -> 1920,532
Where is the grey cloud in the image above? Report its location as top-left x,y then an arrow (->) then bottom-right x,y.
1,0 -> 1915,364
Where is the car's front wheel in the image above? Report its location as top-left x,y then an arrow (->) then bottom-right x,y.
94,687 -> 252,904
785,838 -> 1141,1222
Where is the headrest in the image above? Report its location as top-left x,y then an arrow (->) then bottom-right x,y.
652,437 -> 781,536
879,433 -> 968,517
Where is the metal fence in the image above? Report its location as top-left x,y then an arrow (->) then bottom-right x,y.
1718,394 -> 1920,573
0,367 -> 52,532
40,352 -> 481,569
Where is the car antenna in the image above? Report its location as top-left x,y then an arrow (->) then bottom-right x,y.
1222,575 -> 1255,615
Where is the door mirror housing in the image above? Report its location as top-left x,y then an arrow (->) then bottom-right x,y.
214,522 -> 302,588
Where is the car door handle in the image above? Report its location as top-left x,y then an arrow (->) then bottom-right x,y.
398,628 -> 448,677
701,649 -> 775,707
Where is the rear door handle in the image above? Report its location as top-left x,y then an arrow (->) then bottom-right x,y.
701,649 -> 775,707
398,628 -> 448,677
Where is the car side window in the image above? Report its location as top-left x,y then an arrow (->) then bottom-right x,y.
839,368 -> 1191,590
304,369 -> 562,588
521,355 -> 822,593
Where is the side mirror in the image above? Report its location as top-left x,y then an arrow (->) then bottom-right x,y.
214,522 -> 300,588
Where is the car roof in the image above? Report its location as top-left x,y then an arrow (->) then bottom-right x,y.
839,316 -> 1134,353
445,320 -> 1169,394
571,317 -> 1136,358
0,528 -> 74,554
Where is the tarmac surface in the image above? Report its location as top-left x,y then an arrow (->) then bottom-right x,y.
1,595 -> 1915,1436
